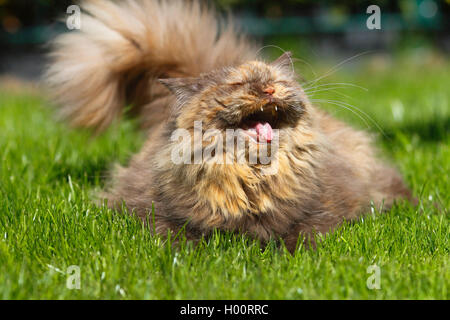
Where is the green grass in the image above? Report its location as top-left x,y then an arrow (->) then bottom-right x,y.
0,50 -> 448,299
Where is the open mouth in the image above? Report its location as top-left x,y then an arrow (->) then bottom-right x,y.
240,102 -> 284,143
217,97 -> 303,143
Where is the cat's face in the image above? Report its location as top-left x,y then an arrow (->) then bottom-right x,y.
160,52 -> 309,151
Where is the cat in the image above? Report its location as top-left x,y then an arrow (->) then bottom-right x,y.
45,0 -> 413,252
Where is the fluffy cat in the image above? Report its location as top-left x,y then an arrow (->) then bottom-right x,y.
46,0 -> 413,252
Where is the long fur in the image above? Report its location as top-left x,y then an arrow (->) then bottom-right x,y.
45,0 -> 256,131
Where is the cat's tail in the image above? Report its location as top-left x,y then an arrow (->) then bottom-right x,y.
45,0 -> 255,131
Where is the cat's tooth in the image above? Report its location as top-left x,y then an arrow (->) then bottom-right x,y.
261,107 -> 264,112
275,106 -> 278,112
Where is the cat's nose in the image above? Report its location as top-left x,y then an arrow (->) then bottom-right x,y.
263,87 -> 275,95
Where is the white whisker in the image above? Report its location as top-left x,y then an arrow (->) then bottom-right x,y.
310,98 -> 386,137
304,82 -> 369,92
305,88 -> 356,101
310,99 -> 371,129
303,51 -> 374,88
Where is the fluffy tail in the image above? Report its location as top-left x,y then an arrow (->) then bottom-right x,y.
45,0 -> 256,131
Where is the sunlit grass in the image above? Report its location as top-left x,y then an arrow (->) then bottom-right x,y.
0,51 -> 448,299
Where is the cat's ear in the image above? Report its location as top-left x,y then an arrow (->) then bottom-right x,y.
271,51 -> 294,73
159,77 -> 204,101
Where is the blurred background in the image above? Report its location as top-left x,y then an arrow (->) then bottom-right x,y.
0,0 -> 448,80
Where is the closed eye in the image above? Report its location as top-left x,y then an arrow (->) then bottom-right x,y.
215,98 -> 229,108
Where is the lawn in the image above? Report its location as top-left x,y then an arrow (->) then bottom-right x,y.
0,49 -> 448,299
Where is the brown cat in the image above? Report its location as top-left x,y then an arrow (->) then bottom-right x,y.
45,0 -> 413,252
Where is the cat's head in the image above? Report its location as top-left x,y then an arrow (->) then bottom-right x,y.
159,52 -> 311,165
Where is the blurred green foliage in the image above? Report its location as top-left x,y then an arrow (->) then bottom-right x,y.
0,0 -> 448,44
0,0 -> 447,26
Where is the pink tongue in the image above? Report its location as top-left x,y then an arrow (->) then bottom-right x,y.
254,122 -> 273,142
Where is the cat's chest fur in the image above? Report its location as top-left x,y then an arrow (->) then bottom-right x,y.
151,133 -> 322,235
